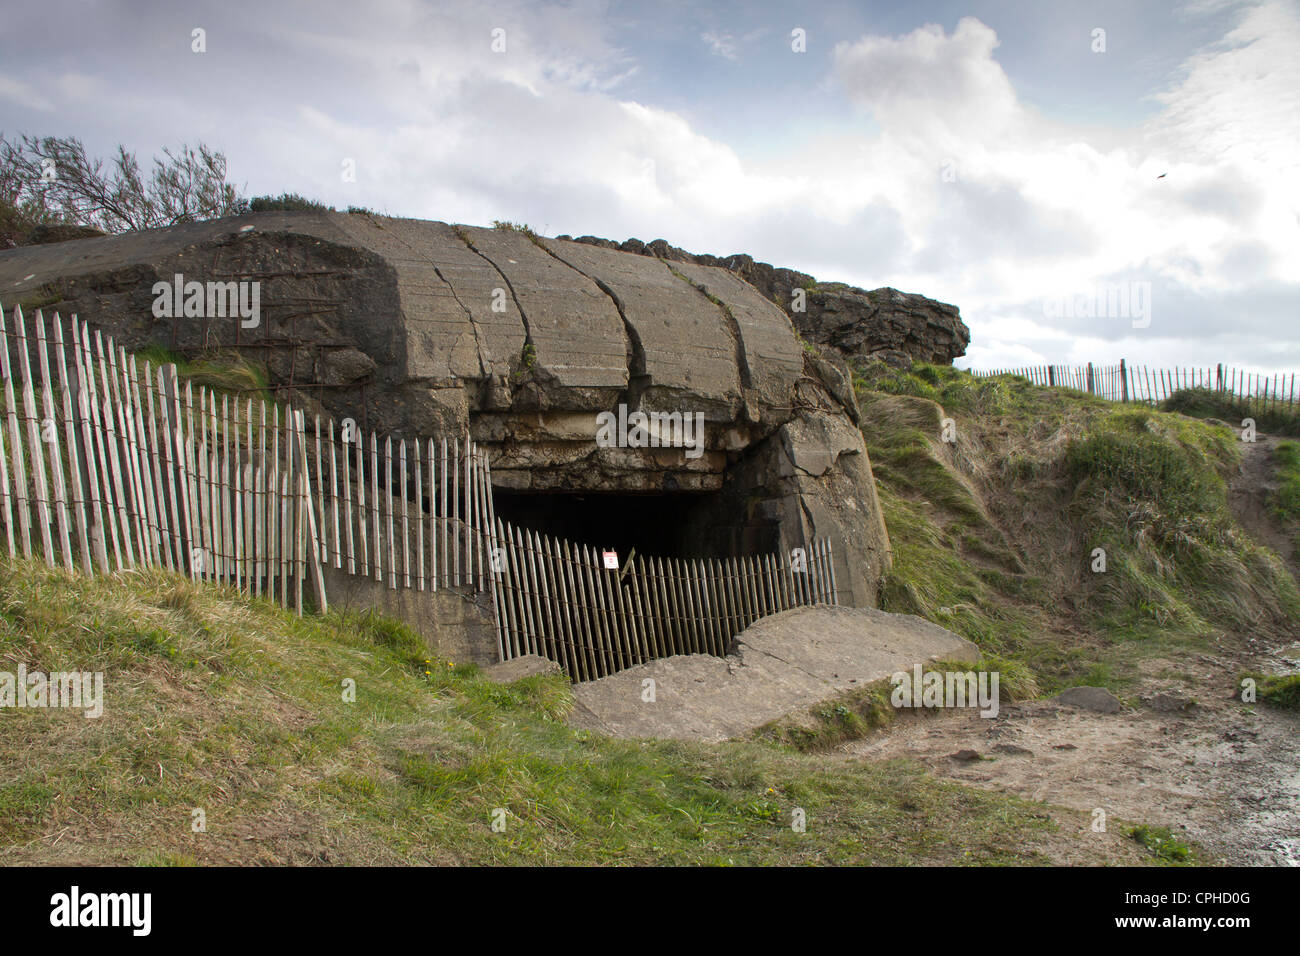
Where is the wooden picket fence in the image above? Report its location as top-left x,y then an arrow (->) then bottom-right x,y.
0,302 -> 843,680
973,360 -> 1300,413
489,528 -> 837,680
0,302 -> 333,610
0,303 -> 508,618
310,419 -> 497,597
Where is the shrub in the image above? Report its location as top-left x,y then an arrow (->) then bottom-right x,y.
249,192 -> 333,213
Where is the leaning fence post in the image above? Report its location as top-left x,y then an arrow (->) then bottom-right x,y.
293,410 -> 328,613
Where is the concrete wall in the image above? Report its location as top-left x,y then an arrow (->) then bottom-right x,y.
321,566 -> 500,666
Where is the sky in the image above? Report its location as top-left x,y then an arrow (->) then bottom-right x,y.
1,0 -> 1297,371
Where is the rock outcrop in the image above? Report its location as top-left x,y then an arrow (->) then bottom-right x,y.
0,212 -> 894,606
562,235 -> 970,369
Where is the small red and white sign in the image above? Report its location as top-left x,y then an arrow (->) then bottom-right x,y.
602,550 -> 619,570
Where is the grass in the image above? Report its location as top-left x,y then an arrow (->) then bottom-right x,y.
1238,672 -> 1300,710
248,193 -> 334,214
1162,387 -> 1300,437
14,284 -> 63,312
1,353 -> 1256,867
134,345 -> 272,402
1064,408 -> 1299,636
856,363 -> 1300,698
1272,441 -> 1300,559
872,485 -> 1045,655
492,220 -> 539,240
754,679 -> 897,752
754,656 -> 1038,754
0,557 -> 1144,866
1129,824 -> 1194,863
1275,440 -> 1300,520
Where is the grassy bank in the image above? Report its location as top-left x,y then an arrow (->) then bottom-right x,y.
0,559 -> 1155,866
856,363 -> 1300,696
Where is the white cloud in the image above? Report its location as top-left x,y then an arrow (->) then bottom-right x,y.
0,74 -> 54,111
832,17 -> 1023,150
701,31 -> 739,62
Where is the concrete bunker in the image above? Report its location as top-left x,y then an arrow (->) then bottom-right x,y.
0,211 -> 897,675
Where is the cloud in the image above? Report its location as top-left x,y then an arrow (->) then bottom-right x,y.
0,74 -> 54,111
816,4 -> 1300,373
701,31 -> 739,61
1146,0 -> 1300,277
832,17 -> 1023,150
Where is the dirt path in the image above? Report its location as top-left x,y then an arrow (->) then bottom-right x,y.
841,676 -> 1300,865
1228,433 -> 1298,576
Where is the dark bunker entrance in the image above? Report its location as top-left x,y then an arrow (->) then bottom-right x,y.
490,488 -> 781,562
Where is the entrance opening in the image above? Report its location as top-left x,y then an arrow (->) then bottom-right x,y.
491,488 -> 780,560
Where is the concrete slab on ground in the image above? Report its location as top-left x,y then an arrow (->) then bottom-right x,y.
569,605 -> 979,741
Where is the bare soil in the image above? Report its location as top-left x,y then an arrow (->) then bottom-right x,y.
1228,434 -> 1298,576
841,673 -> 1299,865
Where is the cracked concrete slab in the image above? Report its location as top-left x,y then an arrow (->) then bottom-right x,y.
568,605 -> 978,741
541,236 -> 743,417
330,216 -> 526,383
669,260 -> 805,413
457,226 -> 627,395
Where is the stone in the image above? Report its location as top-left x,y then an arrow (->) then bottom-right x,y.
1142,692 -> 1197,714
459,225 -> 627,400
992,743 -> 1035,756
668,259 -> 806,418
1054,685 -> 1122,713
570,237 -> 971,367
318,346 -> 377,385
798,286 -> 968,368
570,605 -> 978,741
483,655 -> 564,683
540,236 -> 745,418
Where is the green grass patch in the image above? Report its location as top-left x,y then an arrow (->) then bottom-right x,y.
1238,672 -> 1300,710
874,485 -> 1043,654
1129,824 -> 1193,863
754,679 -> 896,751
1064,408 -> 1299,634
492,220 -> 539,239
1273,440 -> 1300,527
134,345 -> 271,402
248,193 -> 333,214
